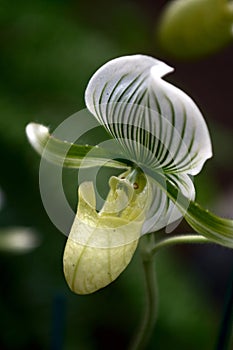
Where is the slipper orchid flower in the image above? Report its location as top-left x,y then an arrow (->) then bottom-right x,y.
26,55 -> 233,295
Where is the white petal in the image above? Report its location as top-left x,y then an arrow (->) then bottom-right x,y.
85,54 -> 212,175
142,173 -> 195,233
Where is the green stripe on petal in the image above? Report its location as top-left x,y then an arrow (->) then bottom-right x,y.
143,172 -> 195,233
147,168 -> 233,248
85,55 -> 212,175
26,123 -> 128,169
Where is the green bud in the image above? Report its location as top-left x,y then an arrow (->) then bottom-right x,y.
157,0 -> 233,59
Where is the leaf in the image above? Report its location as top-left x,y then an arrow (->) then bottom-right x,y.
147,168 -> 233,248
26,123 -> 128,169
85,55 -> 212,175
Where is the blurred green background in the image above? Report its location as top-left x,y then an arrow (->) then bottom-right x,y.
0,0 -> 232,349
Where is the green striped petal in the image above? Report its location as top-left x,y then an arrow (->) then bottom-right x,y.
147,168 -> 233,248
85,55 -> 212,175
143,172 -> 195,233
26,123 -> 128,169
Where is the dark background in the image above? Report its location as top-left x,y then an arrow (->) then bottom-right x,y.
0,1 -> 232,349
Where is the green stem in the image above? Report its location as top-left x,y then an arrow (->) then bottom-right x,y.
151,233 -> 209,255
129,233 -> 211,350
129,235 -> 158,350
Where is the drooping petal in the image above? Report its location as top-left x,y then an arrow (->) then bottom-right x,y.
85,55 -> 212,175
143,173 -> 195,233
63,170 -> 150,294
26,123 -> 128,169
148,168 -> 233,248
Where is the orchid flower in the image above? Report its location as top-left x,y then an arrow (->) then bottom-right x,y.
26,55 -> 233,295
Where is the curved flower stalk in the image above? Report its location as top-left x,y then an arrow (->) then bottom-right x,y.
157,0 -> 233,59
26,54 -> 233,296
